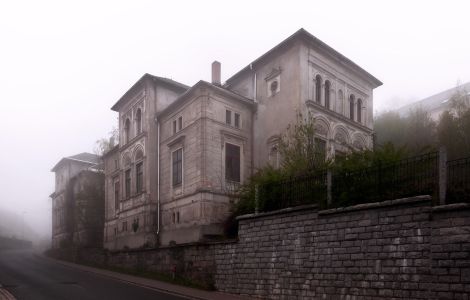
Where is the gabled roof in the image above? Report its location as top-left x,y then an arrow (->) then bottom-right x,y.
51,152 -> 100,172
111,73 -> 190,111
397,82 -> 470,117
156,80 -> 255,119
225,28 -> 382,88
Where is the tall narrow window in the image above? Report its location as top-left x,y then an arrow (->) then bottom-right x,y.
338,90 -> 344,114
124,118 -> 131,144
173,120 -> 177,134
314,138 -> 326,163
226,110 -> 232,125
136,162 -> 143,193
234,113 -> 240,128
178,116 -> 182,130
357,99 -> 362,123
225,143 -> 241,182
315,75 -> 322,103
172,148 -> 183,186
324,80 -> 330,109
135,109 -> 142,135
349,95 -> 355,121
114,179 -> 120,210
125,169 -> 131,198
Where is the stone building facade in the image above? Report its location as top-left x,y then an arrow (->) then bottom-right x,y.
50,152 -> 103,248
103,28 -> 382,249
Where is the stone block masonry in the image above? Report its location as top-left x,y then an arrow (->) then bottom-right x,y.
50,196 -> 470,299
215,196 -> 470,299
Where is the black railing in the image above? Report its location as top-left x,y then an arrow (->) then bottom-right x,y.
447,157 -> 470,204
259,172 -> 327,212
331,152 -> 439,207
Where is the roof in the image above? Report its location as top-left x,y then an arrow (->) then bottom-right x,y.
156,80 -> 255,119
397,82 -> 470,117
225,28 -> 382,88
111,73 -> 190,111
51,152 -> 101,172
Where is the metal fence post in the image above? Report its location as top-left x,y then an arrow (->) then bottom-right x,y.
255,184 -> 259,214
439,147 -> 447,205
327,170 -> 332,208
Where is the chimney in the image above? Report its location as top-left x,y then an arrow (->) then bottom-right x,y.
211,61 -> 221,86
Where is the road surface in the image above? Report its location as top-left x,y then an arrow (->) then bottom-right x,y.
0,249 -> 186,300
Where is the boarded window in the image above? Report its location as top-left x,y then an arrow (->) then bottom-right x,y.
225,143 -> 241,182
172,148 -> 183,186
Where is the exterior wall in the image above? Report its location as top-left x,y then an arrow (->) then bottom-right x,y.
158,88 -> 253,245
229,41 -> 302,168
56,197 -> 470,300
52,160 -> 97,249
104,78 -> 186,250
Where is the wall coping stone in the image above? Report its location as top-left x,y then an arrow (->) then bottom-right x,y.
236,204 -> 318,221
107,239 -> 238,254
318,195 -> 432,215
432,202 -> 470,213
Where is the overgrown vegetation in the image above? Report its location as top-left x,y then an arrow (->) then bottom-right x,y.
375,86 -> 470,160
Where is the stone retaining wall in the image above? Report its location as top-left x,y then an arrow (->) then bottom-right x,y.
49,196 -> 470,299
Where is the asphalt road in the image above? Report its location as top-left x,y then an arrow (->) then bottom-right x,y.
0,249 -> 186,300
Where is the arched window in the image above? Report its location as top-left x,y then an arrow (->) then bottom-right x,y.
349,95 -> 355,121
135,109 -> 142,135
315,75 -> 322,103
337,89 -> 344,114
124,118 -> 131,144
134,149 -> 144,194
324,80 -> 330,109
357,99 -> 362,123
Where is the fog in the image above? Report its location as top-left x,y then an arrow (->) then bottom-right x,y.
1,0 -> 469,245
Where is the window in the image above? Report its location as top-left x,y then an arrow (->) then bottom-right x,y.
172,212 -> 175,224
324,80 -> 330,109
178,116 -> 182,130
226,110 -> 232,125
172,148 -> 183,186
314,138 -> 326,163
357,98 -> 362,123
135,109 -> 142,135
349,94 -> 355,121
176,211 -> 180,223
337,90 -> 344,115
114,179 -> 120,210
173,116 -> 183,134
136,162 -> 143,194
125,169 -> 131,198
234,113 -> 240,128
225,143 -> 241,182
124,118 -> 131,144
114,159 -> 118,170
270,80 -> 278,94
173,120 -> 177,134
122,221 -> 128,232
315,75 -> 322,103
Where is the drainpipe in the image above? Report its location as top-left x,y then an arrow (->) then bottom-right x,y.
156,119 -> 161,236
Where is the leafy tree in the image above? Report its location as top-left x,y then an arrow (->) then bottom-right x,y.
94,126 -> 118,156
405,108 -> 437,154
374,111 -> 407,148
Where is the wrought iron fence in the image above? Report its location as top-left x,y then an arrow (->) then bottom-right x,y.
331,152 -> 439,207
447,157 -> 470,204
259,172 -> 327,212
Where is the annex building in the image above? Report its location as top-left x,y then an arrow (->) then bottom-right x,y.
102,28 -> 382,250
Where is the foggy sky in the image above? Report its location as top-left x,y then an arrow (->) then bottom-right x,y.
1,0 -> 469,240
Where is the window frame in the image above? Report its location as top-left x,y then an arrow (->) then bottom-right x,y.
225,142 -> 241,183
113,177 -> 120,211
135,161 -> 143,194
124,169 -> 131,199
171,148 -> 183,187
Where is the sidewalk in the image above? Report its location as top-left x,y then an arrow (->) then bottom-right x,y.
42,255 -> 252,300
